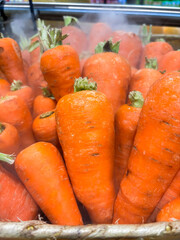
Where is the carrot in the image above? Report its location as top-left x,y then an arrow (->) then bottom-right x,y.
27,62 -> 47,97
158,50 -> 180,73
0,122 -> 20,155
88,22 -> 112,53
7,80 -> 34,111
0,153 -> 38,222
83,40 -> 131,114
156,197 -> 180,222
0,95 -> 35,149
33,87 -> 56,118
131,67 -> 138,77
113,71 -> 180,224
0,37 -> 27,84
56,78 -> 115,224
129,58 -> 162,100
112,31 -> 142,68
0,70 -> 6,80
30,34 -> 40,65
15,142 -> 83,225
147,170 -> 180,223
0,79 -> 10,97
33,110 -> 59,147
114,91 -> 144,193
79,51 -> 92,76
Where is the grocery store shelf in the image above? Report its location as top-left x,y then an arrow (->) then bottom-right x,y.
2,2 -> 180,26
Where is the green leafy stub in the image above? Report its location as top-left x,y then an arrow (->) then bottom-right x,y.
95,39 -> 120,54
145,57 -> 158,70
19,36 -> 31,50
0,153 -> 15,165
10,80 -> 23,91
63,16 -> 79,26
74,77 -> 97,92
155,38 -> 165,42
0,33 -> 4,39
129,91 -> 144,108
42,87 -> 55,100
0,123 -> 5,134
40,110 -> 54,119
140,24 -> 152,46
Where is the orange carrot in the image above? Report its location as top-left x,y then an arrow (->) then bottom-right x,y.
56,78 -> 115,224
33,87 -> 56,118
0,122 -> 20,155
15,142 -> 83,225
83,40 -> 131,113
158,50 -> 180,73
113,71 -> 180,224
0,70 -> 6,80
33,110 -> 59,147
0,153 -> 38,222
147,170 -> 180,223
156,197 -> 180,222
0,37 -> 27,84
0,79 -> 10,97
0,95 -> 35,149
131,67 -> 138,77
114,91 -> 144,193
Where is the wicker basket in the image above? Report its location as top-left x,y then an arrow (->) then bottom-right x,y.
0,220 -> 180,240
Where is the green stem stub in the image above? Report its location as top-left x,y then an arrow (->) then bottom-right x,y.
0,33 -> 4,39
10,80 -> 23,91
95,39 -> 120,54
74,77 -> 97,92
155,38 -> 166,42
40,110 -> 54,119
129,91 -> 144,108
42,87 -> 55,100
0,123 -> 5,134
63,16 -> 79,27
145,57 -> 158,70
19,36 -> 31,51
0,153 -> 15,165
140,24 -> 152,46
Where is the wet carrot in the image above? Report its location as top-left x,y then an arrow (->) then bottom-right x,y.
0,79 -> 10,97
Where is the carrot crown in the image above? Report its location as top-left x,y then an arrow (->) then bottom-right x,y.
0,123 -> 5,134
0,33 -> 4,39
74,77 -> 97,92
37,19 -> 68,52
63,16 -> 80,27
95,39 -> 120,54
42,87 -> 55,100
19,36 -> 31,51
145,57 -> 158,70
0,153 -> 15,165
155,38 -> 165,42
10,80 -> 24,91
128,91 -> 144,108
140,24 -> 152,46
40,110 -> 54,119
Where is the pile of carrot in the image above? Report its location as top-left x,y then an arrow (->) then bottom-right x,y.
0,18 -> 179,226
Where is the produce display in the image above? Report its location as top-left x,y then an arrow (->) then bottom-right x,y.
0,16 -> 179,227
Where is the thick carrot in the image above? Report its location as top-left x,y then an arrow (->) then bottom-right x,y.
0,79 -> 10,97
38,20 -> 81,101
15,142 -> 83,225
156,197 -> 180,222
33,110 -> 59,147
114,91 -> 144,193
7,80 -> 34,111
113,71 -> 180,224
0,95 -> 35,149
0,37 -> 27,84
83,40 -> 131,114
147,170 -> 180,223
0,153 -> 38,222
0,122 -> 20,155
0,70 -> 6,80
56,78 -> 115,224
33,87 -> 56,119
158,50 -> 180,73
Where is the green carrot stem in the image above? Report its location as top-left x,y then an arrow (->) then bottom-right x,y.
0,153 -> 15,165
42,87 -> 55,99
145,57 -> 158,70
128,91 -> 144,108
0,123 -> 5,134
40,111 -> 54,119
74,77 -> 97,92
95,39 -> 120,54
63,16 -> 79,27
10,80 -> 23,91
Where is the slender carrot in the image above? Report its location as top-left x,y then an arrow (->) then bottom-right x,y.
0,122 -> 20,155
15,142 -> 83,225
156,197 -> 180,222
0,37 -> 27,84
147,170 -> 180,223
0,79 -> 10,97
56,78 -> 116,224
33,87 -> 56,119
0,153 -> 38,222
113,71 -> 180,224
114,91 -> 144,193
0,95 -> 35,149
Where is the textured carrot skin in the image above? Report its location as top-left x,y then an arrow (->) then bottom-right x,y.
112,31 -> 142,68
15,142 -> 83,225
0,163 -> 38,221
114,105 -> 141,193
88,22 -> 112,53
113,72 -> 180,224
0,38 -> 26,84
0,70 -> 7,80
139,41 -> 173,69
158,51 -> 180,73
83,52 -> 131,114
33,111 -> 59,147
62,26 -> 88,55
156,197 -> 180,222
147,170 -> 180,223
0,79 -> 10,97
33,95 -> 56,119
129,69 -> 162,100
0,96 -> 35,149
40,45 -> 81,101
56,91 -> 116,224
0,122 -> 20,155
